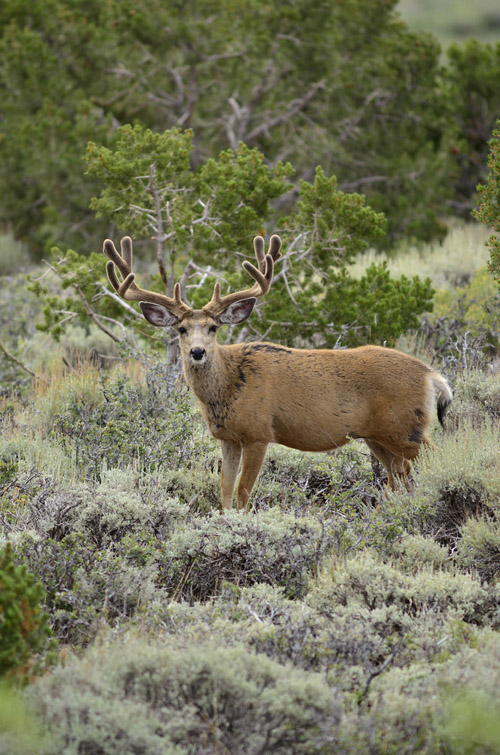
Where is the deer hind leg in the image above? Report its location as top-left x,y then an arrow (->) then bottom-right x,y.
364,439 -> 411,491
237,441 -> 268,511
220,440 -> 242,511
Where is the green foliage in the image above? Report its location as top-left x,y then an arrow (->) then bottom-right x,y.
250,164 -> 433,347
30,126 -> 296,347
389,534 -> 450,573
310,550 -> 498,628
86,126 -> 194,239
433,265 -> 500,352
0,261 -> 49,394
288,167 -> 387,267
342,632 -> 500,753
474,121 -> 500,288
0,233 -> 30,276
28,248 -> 113,342
0,545 -> 55,681
6,359 -> 207,486
85,125 -> 293,276
15,531 -> 161,645
318,262 -> 434,347
459,518 -> 500,583
447,369 -> 500,428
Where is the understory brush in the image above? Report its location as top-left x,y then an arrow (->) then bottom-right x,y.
1,345 -> 500,752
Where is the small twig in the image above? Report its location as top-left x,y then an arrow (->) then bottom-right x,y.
170,555 -> 198,603
358,642 -> 403,704
187,493 -> 200,508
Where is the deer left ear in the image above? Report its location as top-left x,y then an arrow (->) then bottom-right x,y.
218,297 -> 256,325
140,302 -> 179,328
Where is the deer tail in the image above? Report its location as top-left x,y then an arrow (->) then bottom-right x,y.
431,372 -> 453,427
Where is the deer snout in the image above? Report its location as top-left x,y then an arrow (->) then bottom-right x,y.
190,347 -> 207,364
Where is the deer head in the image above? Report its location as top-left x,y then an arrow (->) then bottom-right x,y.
103,235 -> 281,366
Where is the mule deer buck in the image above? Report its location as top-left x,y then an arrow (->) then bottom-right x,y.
103,234 -> 452,510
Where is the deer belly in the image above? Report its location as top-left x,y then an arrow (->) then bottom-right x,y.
271,408 -> 350,452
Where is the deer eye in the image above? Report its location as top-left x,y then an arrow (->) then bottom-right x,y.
208,325 -> 218,334
178,326 -> 187,335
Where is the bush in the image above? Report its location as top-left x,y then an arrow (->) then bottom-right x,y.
158,509 -> 333,602
14,531 -> 163,645
29,636 -> 340,755
458,518 -> 500,583
446,368 -> 500,428
0,681 -> 50,755
254,443 -> 377,513
0,233 -> 31,276
0,545 -> 55,681
56,468 -> 189,548
301,549 -> 500,690
342,631 -> 500,754
310,550 -> 498,626
9,488 -> 333,643
442,690 -> 500,755
404,420 -> 500,548
389,534 -> 450,573
37,362 -> 199,479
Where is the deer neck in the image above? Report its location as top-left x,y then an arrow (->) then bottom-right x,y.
183,345 -> 225,399
182,345 -> 244,433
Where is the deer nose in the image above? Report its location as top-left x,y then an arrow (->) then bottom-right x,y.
190,348 -> 206,361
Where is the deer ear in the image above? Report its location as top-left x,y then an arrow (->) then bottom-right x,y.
140,302 -> 179,328
218,297 -> 257,325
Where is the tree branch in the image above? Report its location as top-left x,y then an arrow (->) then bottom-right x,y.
72,283 -> 124,344
0,340 -> 50,385
244,80 -> 325,143
148,163 -> 169,289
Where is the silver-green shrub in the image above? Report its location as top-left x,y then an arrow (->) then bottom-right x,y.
159,509 -> 332,602
29,636 -> 339,755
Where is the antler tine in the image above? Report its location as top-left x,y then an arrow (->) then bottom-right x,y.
103,236 -> 191,317
120,235 -> 133,269
253,236 -> 266,269
268,234 -> 282,261
204,235 -> 281,317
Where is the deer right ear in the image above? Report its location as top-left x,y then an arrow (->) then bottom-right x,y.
140,302 -> 179,328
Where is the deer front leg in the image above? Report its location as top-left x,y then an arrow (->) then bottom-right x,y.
237,442 -> 268,511
220,440 -> 242,511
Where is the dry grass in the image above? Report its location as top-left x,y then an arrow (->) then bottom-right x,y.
398,0 -> 500,45
350,222 -> 491,291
